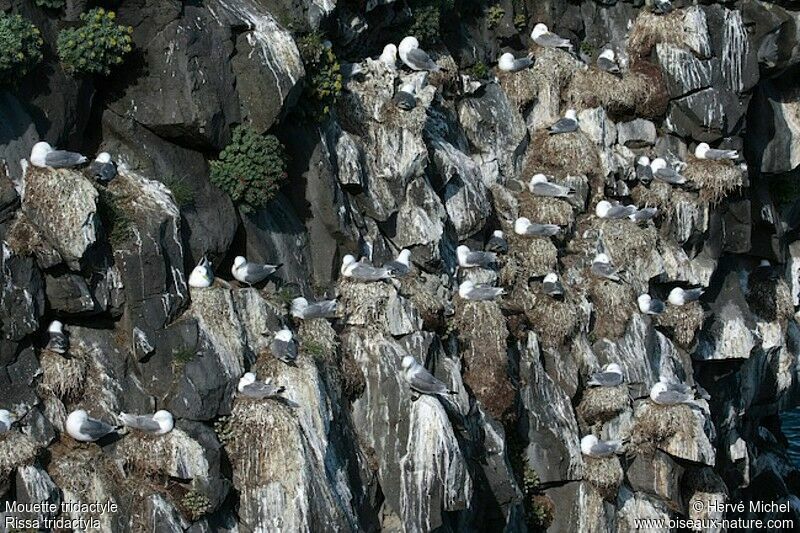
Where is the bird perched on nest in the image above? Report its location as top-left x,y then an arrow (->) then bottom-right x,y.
189,256 -> 214,289
457,245 -> 497,269
46,320 -> 69,354
694,142 -> 739,161
393,82 -> 417,111
638,294 -> 665,315
270,329 -> 298,364
649,379 -> 696,405
591,253 -> 622,282
398,36 -> 440,71
650,158 -> 687,185
596,200 -> 636,220
587,363 -> 624,387
667,287 -> 704,306
542,273 -> 565,298
291,297 -> 337,320
485,230 -> 508,254
531,23 -> 573,50
88,152 -> 117,183
119,410 -> 174,436
383,249 -> 413,278
0,410 -> 13,433
596,49 -> 621,75
498,52 -> 533,72
237,372 -> 286,400
231,256 -> 282,286
580,435 -> 624,458
30,141 -> 88,169
528,174 -> 575,198
341,255 -> 393,282
629,206 -> 658,223
548,109 -> 579,135
458,280 -> 505,301
514,217 -> 560,237
66,409 -> 119,442
653,0 -> 673,15
635,156 -> 654,183
401,355 -> 456,396
379,44 -> 398,69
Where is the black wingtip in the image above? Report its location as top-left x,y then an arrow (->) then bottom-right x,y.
274,263 -> 284,270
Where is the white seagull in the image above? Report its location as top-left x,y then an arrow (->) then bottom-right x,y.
548,109 -> 579,135
383,249 -> 413,278
638,294 -> 665,315
694,142 -> 738,161
401,355 -> 455,396
457,245 -> 497,269
341,255 -> 393,282
667,287 -> 704,306
398,36 -> 440,71
46,320 -> 68,354
596,200 -> 636,220
485,230 -> 508,254
591,253 -> 621,282
30,141 -> 88,169
393,82 -> 417,111
458,280 -> 505,301
531,23 -> 573,50
542,273 -> 564,297
88,152 -> 117,182
581,435 -> 624,458
514,217 -> 560,237
119,410 -> 174,436
629,206 -> 658,223
291,297 -> 337,320
189,256 -> 214,288
66,409 -> 118,442
653,0 -> 673,15
270,329 -> 298,364
650,158 -> 687,185
597,49 -> 621,74
498,52 -> 533,72
237,372 -> 286,400
0,410 -> 13,433
636,156 -> 653,182
528,174 -> 574,197
650,380 -> 694,405
379,43 -> 398,68
587,363 -> 624,387
231,256 -> 282,286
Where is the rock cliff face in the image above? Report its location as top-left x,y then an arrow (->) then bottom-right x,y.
1,0 -> 800,531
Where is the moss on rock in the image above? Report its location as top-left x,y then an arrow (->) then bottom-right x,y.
588,279 -> 637,340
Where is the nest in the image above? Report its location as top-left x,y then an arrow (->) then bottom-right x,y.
583,455 -> 624,500
38,350 -> 88,402
655,302 -> 705,347
630,180 -> 673,210
747,277 -> 794,324
48,444 -> 127,513
502,231 -> 559,281
0,432 -> 42,492
497,68 -> 539,113
565,61 -> 669,120
588,279 -> 637,340
397,273 -> 449,332
522,289 -> 579,349
115,429 -> 206,481
683,158 -> 743,204
517,192 -> 575,227
627,10 -> 691,60
630,402 -> 695,456
337,280 -> 396,329
525,131 -> 601,178
297,318 -> 338,364
577,386 -> 631,426
595,218 -> 658,270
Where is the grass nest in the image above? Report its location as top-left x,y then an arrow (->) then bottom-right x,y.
297,318 -> 338,365
683,157 -> 743,204
525,131 -> 600,178
522,288 -> 579,349
497,68 -> 538,113
517,191 -> 575,227
502,231 -> 559,280
747,277 -> 794,323
594,218 -> 658,270
627,10 -> 691,60
588,279 -> 637,340
577,386 -> 631,426
38,349 -> 88,402
5,213 -> 53,258
683,467 -> 728,519
630,180 -> 673,209
115,429 -> 205,480
630,402 -> 694,456
583,455 -> 624,500
655,302 -> 705,347
337,280 -> 396,329
397,273 -> 448,332
0,432 -> 42,491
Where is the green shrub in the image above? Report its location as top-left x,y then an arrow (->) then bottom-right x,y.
35,0 -> 65,8
298,32 -> 342,120
162,176 -> 195,208
0,14 -> 43,81
57,8 -> 133,76
405,0 -> 456,47
579,41 -> 596,57
97,188 -> 135,246
487,5 -> 505,29
514,14 -> 527,33
210,125 -> 288,213
467,61 -> 489,79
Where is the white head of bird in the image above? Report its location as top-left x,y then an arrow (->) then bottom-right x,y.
694,143 -> 711,159
637,155 -> 650,166
0,409 -> 11,426
153,410 -> 174,431
650,157 -> 668,171
529,174 -> 548,187
96,152 -> 112,163
30,142 -> 53,166
189,265 -> 211,287
606,363 -> 622,373
531,23 -> 549,39
341,254 -> 356,274
397,249 -> 412,265
594,253 -> 611,263
595,200 -> 612,218
599,49 -> 615,61
456,245 -> 470,260
637,294 -> 652,312
291,297 -> 309,310
238,372 -> 256,391
650,381 -> 669,397
493,230 -> 504,238
668,287 -> 690,305
580,435 -> 599,454
48,320 -> 63,333
544,273 -> 558,283
759,259 -> 771,268
381,43 -> 397,61
398,36 -> 420,55
401,355 -> 415,370
565,109 -> 577,120
514,217 -> 531,234
275,329 -> 293,342
233,256 -> 247,269
498,53 -> 516,71
458,280 -> 475,297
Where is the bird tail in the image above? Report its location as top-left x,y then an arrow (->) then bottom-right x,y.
118,412 -> 134,426
274,263 -> 284,270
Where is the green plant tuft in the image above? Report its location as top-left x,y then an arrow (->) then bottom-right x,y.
0,14 -> 43,82
467,61 -> 489,79
214,416 -> 234,445
210,125 -> 288,213
487,5 -> 505,29
297,32 -> 343,120
162,176 -> 195,208
35,0 -> 65,9
579,41 -> 596,57
57,8 -> 133,76
96,188 -> 135,247
514,13 -> 527,33
181,488 -> 211,520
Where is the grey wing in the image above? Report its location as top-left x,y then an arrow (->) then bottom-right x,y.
654,0 -> 672,14
353,263 -> 391,280
591,263 -> 619,280
469,286 -> 503,300
590,372 -> 623,387
242,382 -> 284,398
533,183 -> 570,197
244,263 -> 274,282
272,339 -> 298,362
409,367 -> 450,394
592,441 -> 619,457
654,390 -> 689,405
631,207 -> 657,222
549,118 -> 578,134
511,57 -> 534,71
0,420 -> 9,432
121,414 -> 161,433
685,288 -> 704,302
382,261 -> 409,277
651,299 -> 666,314
636,165 -> 653,182
406,48 -> 439,71
537,33 -> 571,49
486,238 -> 508,253
707,148 -> 737,160
467,251 -> 496,267
97,162 -> 117,181
46,151 -> 87,168
597,57 -> 619,73
543,281 -> 564,295
81,417 -> 116,440
47,332 -> 69,353
655,168 -> 685,184
393,92 -> 417,110
530,223 -> 560,236
307,300 -> 337,318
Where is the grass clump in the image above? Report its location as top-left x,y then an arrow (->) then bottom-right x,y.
298,32 -> 342,120
162,176 -> 195,208
97,187 -> 135,246
683,158 -> 743,204
181,488 -> 211,520
171,347 -> 196,372
486,5 -> 504,29
57,8 -> 133,76
406,0 -> 452,47
467,60 -> 489,79
655,302 -> 705,347
0,13 -> 43,82
522,465 -> 554,529
210,125 -> 288,213
214,416 -> 235,445
514,14 -> 527,33
588,279 -> 637,340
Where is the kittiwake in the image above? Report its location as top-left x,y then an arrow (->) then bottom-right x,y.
231,256 -> 282,286
380,43 -> 398,68
0,410 -> 12,433
341,255 -> 393,282
401,355 -> 455,396
629,206 -> 658,223
88,152 -> 117,182
458,280 -> 505,301
531,23 -> 573,50
638,294 -> 665,315
119,410 -> 174,436
528,174 -> 574,197
238,372 -> 286,400
581,435 -> 624,458
498,52 -> 533,72
30,141 -> 88,169
591,253 -> 621,282
542,272 -> 564,297
270,329 -> 298,364
291,297 -> 337,320
650,158 -> 687,185
649,380 -> 694,405
393,82 -> 417,110
597,49 -> 621,74
636,156 -> 653,182
694,142 -> 738,161
596,200 -> 636,220
398,36 -> 440,71
46,320 -> 68,354
667,287 -> 704,306
514,217 -> 560,237
383,249 -> 413,278
485,230 -> 508,254
457,245 -> 497,269
66,409 -> 118,442
587,363 -> 624,387
548,109 -> 579,135
653,0 -> 673,15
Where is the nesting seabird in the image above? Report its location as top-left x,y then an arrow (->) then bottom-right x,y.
379,43 -> 398,68
694,142 -> 738,161
291,297 -> 337,320
531,23 -> 573,50
528,174 -> 574,198
595,200 -> 636,220
638,294 -> 665,315
88,152 -> 117,182
341,255 -> 393,282
591,253 -> 621,282
587,363 -> 624,387
649,380 -> 694,405
635,156 -> 653,183
0,410 -> 13,433
629,206 -> 658,223
46,320 -> 68,354
653,0 -> 673,15
548,109 -> 579,135
458,280 -> 505,301
580,435 -> 624,458
667,287 -> 704,306
650,158 -> 687,185
498,52 -> 533,72
270,329 -> 298,364
393,82 -> 417,111
189,256 -> 214,288
597,49 -> 621,75
485,230 -> 508,254
398,36 -> 440,71
514,217 -> 560,237
119,410 -> 174,436
237,372 -> 286,400
65,409 -> 118,442
542,273 -> 565,297
231,256 -> 282,286
383,249 -> 413,278
401,355 -> 455,396
30,141 -> 88,169
456,245 -> 497,269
